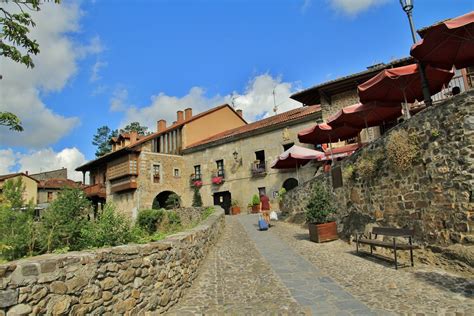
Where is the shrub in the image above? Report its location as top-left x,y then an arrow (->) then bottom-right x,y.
278,188 -> 286,203
136,209 -> 165,234
386,130 -> 420,172
165,193 -> 181,209
251,194 -> 260,206
165,211 -> 181,227
40,188 -> 91,253
192,187 -> 203,207
305,182 -> 336,224
342,164 -> 355,182
354,148 -> 384,180
201,207 -> 215,220
81,204 -> 136,248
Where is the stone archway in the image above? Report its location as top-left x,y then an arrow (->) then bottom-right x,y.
152,191 -> 178,209
282,178 -> 299,191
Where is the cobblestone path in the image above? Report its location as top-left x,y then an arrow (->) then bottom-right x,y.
238,215 -> 376,316
166,216 -> 307,315
272,220 -> 474,315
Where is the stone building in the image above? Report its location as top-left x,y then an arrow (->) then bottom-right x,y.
76,104 -> 322,216
36,178 -> 82,205
0,173 -> 38,205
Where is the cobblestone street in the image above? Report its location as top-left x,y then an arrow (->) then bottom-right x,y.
168,215 -> 474,315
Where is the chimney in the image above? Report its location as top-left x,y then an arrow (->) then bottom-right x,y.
236,109 -> 243,117
130,131 -> 138,144
184,108 -> 192,120
157,119 -> 167,132
25,171 -> 28,175
177,110 -> 184,123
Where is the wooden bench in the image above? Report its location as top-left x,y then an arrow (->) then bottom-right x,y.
355,227 -> 419,269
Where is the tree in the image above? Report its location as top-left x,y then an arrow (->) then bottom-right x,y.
120,122 -> 150,135
0,112 -> 23,131
1,0 -> 60,132
92,126 -> 117,157
40,188 -> 91,252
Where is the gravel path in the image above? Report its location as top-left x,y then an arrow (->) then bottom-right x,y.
166,216 -> 307,315
272,220 -> 474,315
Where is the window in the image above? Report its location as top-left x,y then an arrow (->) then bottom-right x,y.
283,142 -> 294,151
174,168 -> 180,178
47,191 -> 53,202
152,164 -> 160,183
258,187 -> 266,196
216,160 -> 224,177
151,137 -> 160,153
194,165 -> 201,180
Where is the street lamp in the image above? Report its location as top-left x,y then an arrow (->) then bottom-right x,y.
399,0 -> 433,107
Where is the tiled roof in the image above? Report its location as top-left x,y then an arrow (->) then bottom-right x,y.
186,105 -> 321,149
0,173 -> 39,183
38,178 -> 82,189
76,103 -> 246,171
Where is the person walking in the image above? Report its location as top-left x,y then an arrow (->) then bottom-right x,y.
259,193 -> 271,225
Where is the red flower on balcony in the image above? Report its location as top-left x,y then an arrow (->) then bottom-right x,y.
211,176 -> 224,185
193,180 -> 203,188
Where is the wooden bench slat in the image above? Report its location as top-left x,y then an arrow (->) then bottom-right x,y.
358,238 -> 419,250
372,227 -> 414,237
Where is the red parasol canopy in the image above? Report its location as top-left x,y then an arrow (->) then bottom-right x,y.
270,145 -> 324,169
298,123 -> 361,145
358,64 -> 454,104
327,102 -> 402,129
317,143 -> 361,161
411,11 -> 474,70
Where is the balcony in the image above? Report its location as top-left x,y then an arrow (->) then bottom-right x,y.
110,177 -> 137,193
84,183 -> 106,199
251,161 -> 267,177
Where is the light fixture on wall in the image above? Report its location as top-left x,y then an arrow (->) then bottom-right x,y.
232,150 -> 242,167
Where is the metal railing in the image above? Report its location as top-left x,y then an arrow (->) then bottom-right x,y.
251,162 -> 267,177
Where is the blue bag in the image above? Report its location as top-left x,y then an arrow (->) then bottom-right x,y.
258,215 -> 268,231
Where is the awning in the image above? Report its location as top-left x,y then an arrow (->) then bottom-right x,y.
298,123 -> 361,145
270,145 -> 325,169
327,102 -> 402,129
318,143 -> 361,161
411,11 -> 474,70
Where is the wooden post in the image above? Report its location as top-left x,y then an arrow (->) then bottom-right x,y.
393,238 -> 398,270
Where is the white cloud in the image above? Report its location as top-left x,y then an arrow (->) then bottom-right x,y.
0,2 -> 102,148
328,0 -> 389,15
115,74 -> 302,131
110,87 -> 129,112
16,147 -> 87,181
90,60 -> 108,82
0,149 -> 16,175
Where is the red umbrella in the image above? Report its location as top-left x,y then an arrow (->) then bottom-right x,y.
298,123 -> 361,145
358,64 -> 454,105
270,145 -> 324,169
327,102 -> 402,129
411,11 -> 474,70
317,143 -> 361,161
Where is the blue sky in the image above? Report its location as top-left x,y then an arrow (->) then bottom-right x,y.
1,0 -> 472,180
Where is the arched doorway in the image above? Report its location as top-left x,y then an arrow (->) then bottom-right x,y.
152,191 -> 179,209
282,178 -> 298,191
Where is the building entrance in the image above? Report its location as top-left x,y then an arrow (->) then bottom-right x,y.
213,191 -> 231,215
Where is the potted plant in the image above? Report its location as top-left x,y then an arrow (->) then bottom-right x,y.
231,199 -> 240,215
305,182 -> 338,243
211,176 -> 224,185
251,194 -> 260,213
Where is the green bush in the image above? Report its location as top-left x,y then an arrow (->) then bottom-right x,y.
166,211 -> 181,227
192,187 -> 203,207
81,204 -> 136,248
201,207 -> 215,220
251,194 -> 260,206
278,188 -> 287,203
136,209 -> 165,234
40,188 -> 91,252
305,182 -> 336,224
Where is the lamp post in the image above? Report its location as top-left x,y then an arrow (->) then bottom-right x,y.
399,0 -> 433,107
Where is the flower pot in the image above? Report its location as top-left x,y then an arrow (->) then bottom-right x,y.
308,221 -> 338,243
231,206 -> 241,215
251,205 -> 260,213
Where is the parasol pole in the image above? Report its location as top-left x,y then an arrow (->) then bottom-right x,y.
295,160 -> 300,183
402,90 -> 411,120
328,135 -> 334,165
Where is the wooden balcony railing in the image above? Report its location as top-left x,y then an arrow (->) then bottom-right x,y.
84,183 -> 106,199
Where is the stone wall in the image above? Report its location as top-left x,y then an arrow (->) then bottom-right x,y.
282,91 -> 474,246
0,208 -> 225,315
174,207 -> 207,227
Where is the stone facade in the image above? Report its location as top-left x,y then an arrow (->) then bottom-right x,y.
282,91 -> 474,246
0,208 -> 225,315
182,116 -> 323,213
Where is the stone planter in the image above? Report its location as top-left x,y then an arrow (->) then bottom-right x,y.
231,206 -> 241,215
251,205 -> 260,213
308,221 -> 338,243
